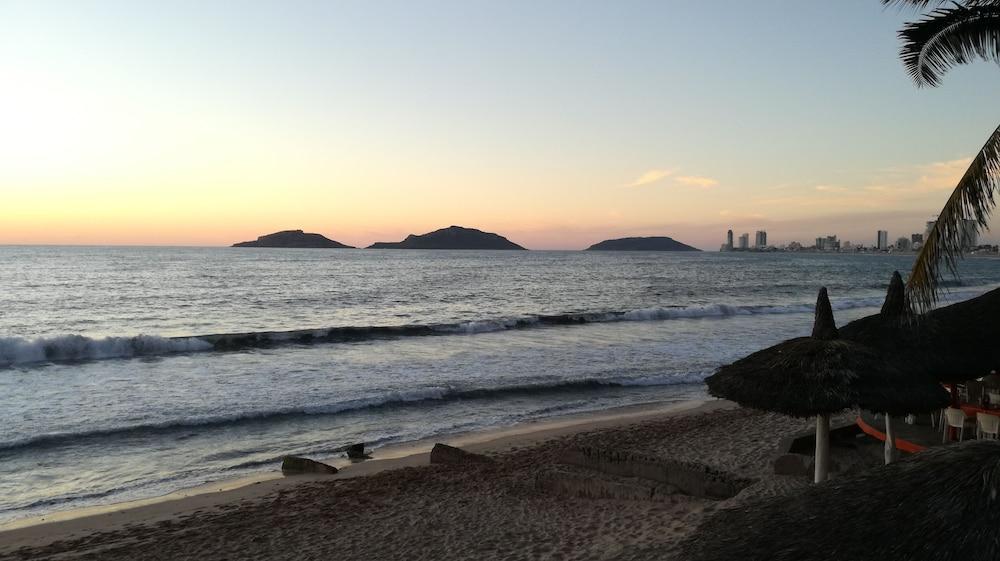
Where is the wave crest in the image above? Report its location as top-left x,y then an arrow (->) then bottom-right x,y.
2,285 -> 991,368
0,374 -> 705,453
0,335 -> 212,367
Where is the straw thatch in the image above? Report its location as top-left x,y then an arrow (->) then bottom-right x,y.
921,285 -> 1000,381
841,277 -> 1000,383
853,370 -> 949,416
880,271 -> 908,317
811,286 -> 839,340
707,337 -> 868,418
707,288 -> 901,418
679,440 -> 1000,561
848,272 -> 949,416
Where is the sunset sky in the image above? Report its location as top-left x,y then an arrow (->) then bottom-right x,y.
3,1 -> 999,250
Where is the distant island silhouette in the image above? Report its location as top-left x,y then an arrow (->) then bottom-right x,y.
232,230 -> 354,248
586,236 -> 700,252
368,226 -> 526,250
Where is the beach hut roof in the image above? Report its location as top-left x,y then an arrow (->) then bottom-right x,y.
679,440 -> 1000,561
880,271 -> 908,318
840,274 -> 1000,383
851,271 -> 948,415
707,285 -> 947,417
706,288 -> 869,418
920,285 -> 1000,380
853,369 -> 949,416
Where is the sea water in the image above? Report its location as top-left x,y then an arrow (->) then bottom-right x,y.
1,246 -> 998,522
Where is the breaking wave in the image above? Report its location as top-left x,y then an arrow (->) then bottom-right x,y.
0,373 -> 705,453
1,285 -> 991,368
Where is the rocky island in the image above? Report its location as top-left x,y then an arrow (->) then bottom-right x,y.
368,226 -> 526,250
232,230 -> 354,248
586,236 -> 700,252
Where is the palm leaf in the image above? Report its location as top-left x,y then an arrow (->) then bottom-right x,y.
908,123 -> 1000,312
897,5 -> 1000,86
882,0 -> 1000,9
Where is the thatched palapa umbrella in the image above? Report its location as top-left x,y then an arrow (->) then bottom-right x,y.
840,280 -> 1000,384
679,440 -> 1000,561
850,272 -> 949,463
707,288 -> 877,482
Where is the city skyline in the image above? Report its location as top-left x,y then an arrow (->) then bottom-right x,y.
720,216 -> 988,252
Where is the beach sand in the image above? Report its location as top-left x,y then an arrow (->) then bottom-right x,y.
0,400 -> 881,560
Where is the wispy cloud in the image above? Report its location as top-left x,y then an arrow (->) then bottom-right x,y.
675,175 -> 718,188
814,185 -> 847,193
871,157 -> 971,194
623,169 -> 674,188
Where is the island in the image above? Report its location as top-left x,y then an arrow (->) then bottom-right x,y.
585,236 -> 700,252
232,230 -> 354,248
367,226 -> 526,250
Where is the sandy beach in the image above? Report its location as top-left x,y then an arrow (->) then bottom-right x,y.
0,399 -> 882,561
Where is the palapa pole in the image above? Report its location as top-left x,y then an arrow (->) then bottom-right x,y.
884,416 -> 898,464
815,413 -> 831,483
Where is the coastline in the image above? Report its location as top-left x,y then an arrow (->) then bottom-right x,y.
0,398 -> 721,551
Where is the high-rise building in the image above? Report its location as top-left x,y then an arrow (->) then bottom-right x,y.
925,219 -> 936,239
896,237 -> 911,251
738,233 -> 750,250
726,229 -> 734,250
816,235 -> 839,251
877,230 -> 889,250
754,230 -> 767,248
911,233 -> 924,245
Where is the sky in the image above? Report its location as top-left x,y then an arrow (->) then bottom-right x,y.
2,1 -> 999,250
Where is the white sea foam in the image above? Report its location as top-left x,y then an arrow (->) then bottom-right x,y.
0,335 -> 212,367
3,283 -> 994,369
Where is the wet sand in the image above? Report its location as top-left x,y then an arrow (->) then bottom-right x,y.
0,400 -> 879,560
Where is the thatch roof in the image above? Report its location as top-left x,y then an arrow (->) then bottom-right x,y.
921,285 -> 1000,381
708,285 -> 948,417
853,369 -> 949,416
880,271 -> 908,317
850,271 -> 949,415
679,440 -> 1000,561
840,275 -> 1000,383
707,288 -> 881,418
707,337 -> 866,417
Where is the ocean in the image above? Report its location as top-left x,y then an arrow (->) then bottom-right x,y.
2,246 -> 998,523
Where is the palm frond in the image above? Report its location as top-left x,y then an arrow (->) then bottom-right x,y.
883,0 -> 1000,9
908,123 -> 1000,312
898,5 -> 1000,86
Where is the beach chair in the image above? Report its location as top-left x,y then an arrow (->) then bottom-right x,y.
977,413 -> 1000,440
943,408 -> 968,443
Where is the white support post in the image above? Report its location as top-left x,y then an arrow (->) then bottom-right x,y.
814,413 -> 830,483
884,415 -> 898,465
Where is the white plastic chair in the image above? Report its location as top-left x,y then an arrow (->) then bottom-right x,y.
977,413 -> 1000,440
943,408 -> 968,442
